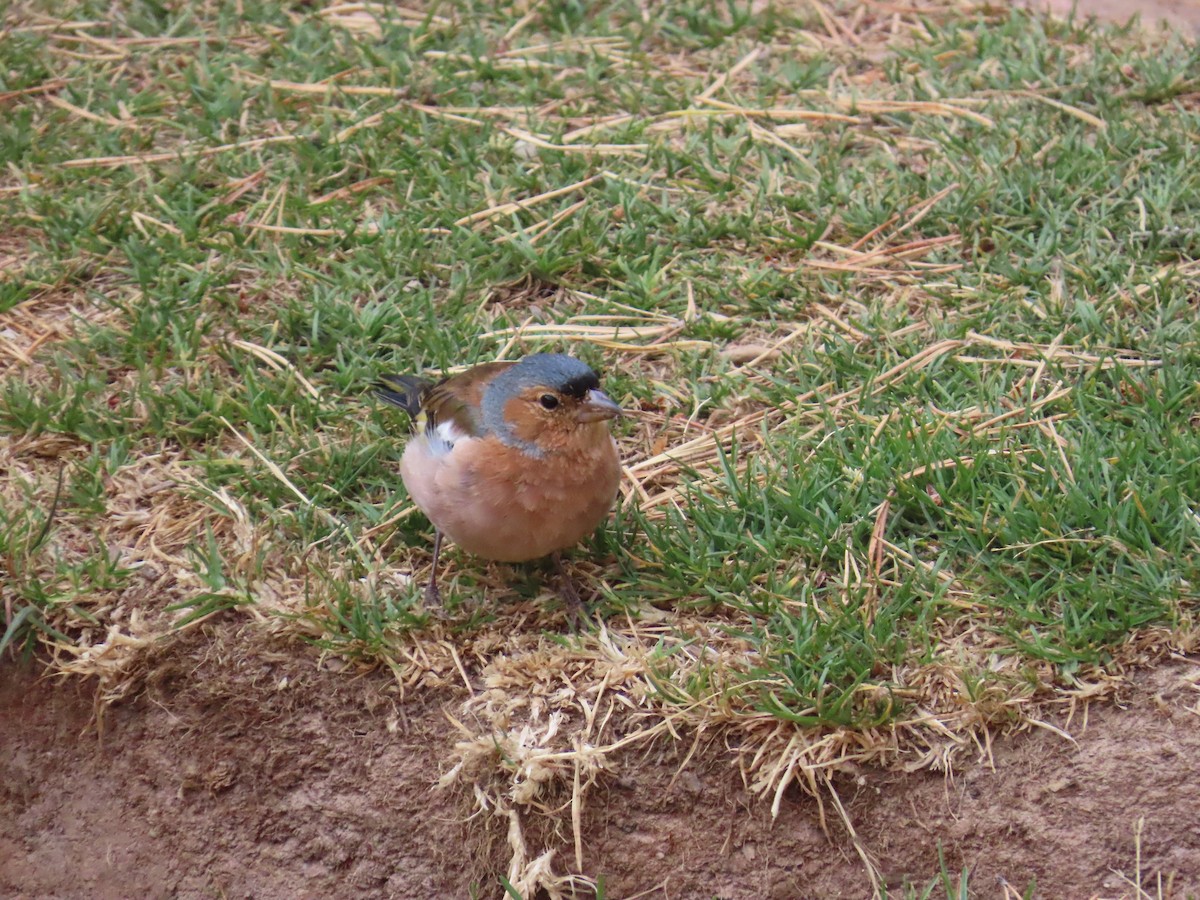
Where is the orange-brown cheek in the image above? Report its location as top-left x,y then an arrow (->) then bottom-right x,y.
502,397 -> 548,445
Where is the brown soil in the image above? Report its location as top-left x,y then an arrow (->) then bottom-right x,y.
3,623 -> 1199,899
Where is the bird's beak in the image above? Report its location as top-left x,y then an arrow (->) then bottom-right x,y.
577,389 -> 623,423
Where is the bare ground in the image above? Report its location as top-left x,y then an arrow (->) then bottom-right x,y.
3,621 -> 1199,899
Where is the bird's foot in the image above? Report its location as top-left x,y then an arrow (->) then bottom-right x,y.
553,555 -> 590,632
423,579 -> 443,611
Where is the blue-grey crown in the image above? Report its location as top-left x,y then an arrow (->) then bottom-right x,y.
499,354 -> 599,397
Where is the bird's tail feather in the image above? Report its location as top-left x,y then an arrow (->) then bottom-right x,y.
375,374 -> 430,416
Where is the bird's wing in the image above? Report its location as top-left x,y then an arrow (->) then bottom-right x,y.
377,361 -> 518,444
420,361 -> 516,439
375,374 -> 431,417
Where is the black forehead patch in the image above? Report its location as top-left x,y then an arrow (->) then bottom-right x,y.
559,370 -> 600,399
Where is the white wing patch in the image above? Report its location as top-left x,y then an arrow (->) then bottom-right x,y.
425,419 -> 470,456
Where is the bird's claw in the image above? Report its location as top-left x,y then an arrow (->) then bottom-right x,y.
423,580 -> 444,611
556,566 -> 591,632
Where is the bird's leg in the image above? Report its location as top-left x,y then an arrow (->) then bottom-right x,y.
424,529 -> 444,608
552,551 -> 587,629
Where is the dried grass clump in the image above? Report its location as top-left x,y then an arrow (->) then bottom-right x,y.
37,452 -> 254,697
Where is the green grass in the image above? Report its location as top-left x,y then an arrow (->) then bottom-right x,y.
2,0 -> 1199,738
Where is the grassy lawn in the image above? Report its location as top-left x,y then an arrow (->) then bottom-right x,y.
2,0 -> 1199,891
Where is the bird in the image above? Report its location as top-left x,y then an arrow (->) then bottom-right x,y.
374,353 -> 623,620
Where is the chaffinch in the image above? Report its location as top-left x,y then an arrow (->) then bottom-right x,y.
375,353 -> 623,617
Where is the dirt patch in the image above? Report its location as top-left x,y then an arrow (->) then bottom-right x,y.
0,643 -> 476,898
580,659 -> 1200,898
3,626 -> 1198,899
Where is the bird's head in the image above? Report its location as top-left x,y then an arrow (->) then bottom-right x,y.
482,354 -> 622,455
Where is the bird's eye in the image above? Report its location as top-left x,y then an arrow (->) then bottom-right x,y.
539,394 -> 560,410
